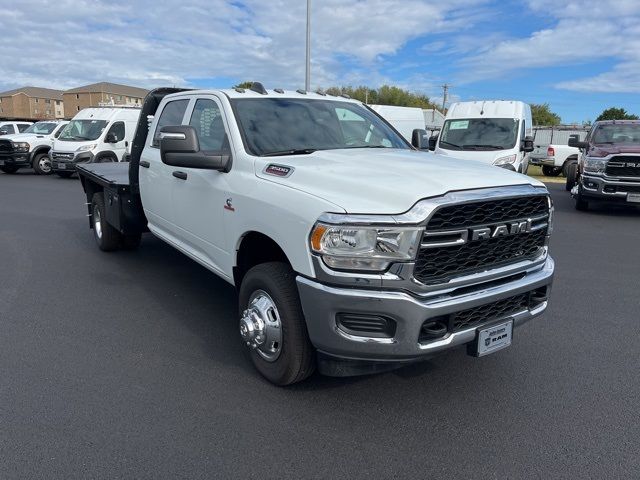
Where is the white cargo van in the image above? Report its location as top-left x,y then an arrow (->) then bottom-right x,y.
431,100 -> 534,173
369,105 -> 426,143
50,106 -> 140,177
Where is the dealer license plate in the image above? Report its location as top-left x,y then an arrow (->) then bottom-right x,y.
627,193 -> 640,203
58,163 -> 66,170
476,320 -> 513,356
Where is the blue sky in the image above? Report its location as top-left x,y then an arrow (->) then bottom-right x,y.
3,0 -> 640,123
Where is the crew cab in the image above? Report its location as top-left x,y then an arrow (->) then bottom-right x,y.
50,106 -> 140,178
0,120 -> 69,174
76,85 -> 555,385
568,120 -> 640,210
0,121 -> 32,136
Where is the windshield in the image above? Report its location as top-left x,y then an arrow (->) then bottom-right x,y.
231,98 -> 409,156
440,118 -> 519,151
593,124 -> 640,144
23,122 -> 58,135
58,119 -> 108,141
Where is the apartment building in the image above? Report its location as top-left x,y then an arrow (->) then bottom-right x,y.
0,87 -> 65,120
63,82 -> 149,114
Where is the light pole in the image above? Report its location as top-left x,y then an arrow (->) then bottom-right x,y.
305,0 -> 311,91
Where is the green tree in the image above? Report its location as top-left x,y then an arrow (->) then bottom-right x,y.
324,85 -> 436,109
595,107 -> 639,121
531,103 -> 561,126
233,81 -> 255,89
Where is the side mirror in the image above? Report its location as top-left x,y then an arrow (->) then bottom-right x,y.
160,125 -> 231,172
522,135 -> 534,153
428,135 -> 438,151
568,137 -> 589,149
411,129 -> 429,150
105,132 -> 118,143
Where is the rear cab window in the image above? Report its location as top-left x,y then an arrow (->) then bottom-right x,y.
152,99 -> 190,147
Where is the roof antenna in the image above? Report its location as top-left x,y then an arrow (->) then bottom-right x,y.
250,82 -> 268,95
480,101 -> 486,115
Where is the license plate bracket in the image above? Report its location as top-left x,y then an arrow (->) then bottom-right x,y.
58,163 -> 66,170
468,320 -> 513,357
627,193 -> 640,203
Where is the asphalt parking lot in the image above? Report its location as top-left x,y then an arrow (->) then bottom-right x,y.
1,171 -> 639,479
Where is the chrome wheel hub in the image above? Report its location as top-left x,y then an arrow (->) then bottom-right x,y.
40,156 -> 51,173
240,290 -> 282,362
94,206 -> 102,239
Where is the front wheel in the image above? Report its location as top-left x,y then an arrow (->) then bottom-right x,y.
565,162 -> 578,191
238,262 -> 315,385
542,165 -> 562,177
0,166 -> 19,174
33,153 -> 52,175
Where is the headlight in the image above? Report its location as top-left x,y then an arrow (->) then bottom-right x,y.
13,142 -> 30,152
493,155 -> 517,166
76,143 -> 97,152
583,157 -> 607,173
310,223 -> 422,272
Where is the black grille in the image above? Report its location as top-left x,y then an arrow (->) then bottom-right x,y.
0,140 -> 13,153
415,229 -> 546,284
451,293 -> 529,332
605,156 -> 640,177
51,152 -> 74,161
426,196 -> 548,231
603,184 -> 640,194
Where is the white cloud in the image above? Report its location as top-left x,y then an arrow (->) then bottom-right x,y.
457,0 -> 640,93
0,0 -> 485,93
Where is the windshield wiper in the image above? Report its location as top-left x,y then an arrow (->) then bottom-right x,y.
463,144 -> 504,150
261,148 -> 317,157
440,140 -> 462,149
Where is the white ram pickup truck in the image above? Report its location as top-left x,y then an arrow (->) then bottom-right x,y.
0,120 -> 68,174
76,85 -> 555,385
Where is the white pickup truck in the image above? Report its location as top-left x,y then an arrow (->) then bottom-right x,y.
529,126 -> 588,177
0,120 -> 69,174
76,85 -> 555,385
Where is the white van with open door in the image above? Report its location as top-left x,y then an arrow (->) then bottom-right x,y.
431,100 -> 534,173
50,106 -> 140,177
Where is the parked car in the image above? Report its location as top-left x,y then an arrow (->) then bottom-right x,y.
568,120 -> 640,210
50,106 -> 140,178
529,126 -> 587,176
75,85 -> 554,385
429,100 -> 534,173
0,120 -> 69,174
0,121 -> 33,136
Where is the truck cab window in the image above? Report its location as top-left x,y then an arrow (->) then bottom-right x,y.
107,122 -> 125,142
152,99 -> 189,147
189,99 -> 227,151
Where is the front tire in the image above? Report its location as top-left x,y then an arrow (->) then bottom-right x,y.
32,153 -> 52,175
575,186 -> 589,211
239,262 -> 315,385
91,192 -> 121,251
565,162 -> 578,191
0,166 -> 19,174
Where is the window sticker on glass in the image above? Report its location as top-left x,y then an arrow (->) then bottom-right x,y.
450,120 -> 469,130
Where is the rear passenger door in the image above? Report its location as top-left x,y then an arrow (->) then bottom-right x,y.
170,96 -> 232,273
139,97 -> 190,235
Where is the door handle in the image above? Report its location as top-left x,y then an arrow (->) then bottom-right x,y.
139,160 -> 150,168
172,171 -> 188,180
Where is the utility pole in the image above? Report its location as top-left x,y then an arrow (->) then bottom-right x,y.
441,84 -> 450,112
305,0 -> 311,91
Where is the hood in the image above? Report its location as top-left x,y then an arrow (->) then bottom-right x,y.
0,133 -> 45,142
53,138 -> 95,152
254,148 -> 543,214
589,144 -> 640,157
436,147 -> 514,164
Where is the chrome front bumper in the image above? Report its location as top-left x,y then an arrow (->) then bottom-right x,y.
297,257 -> 554,362
581,174 -> 640,200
